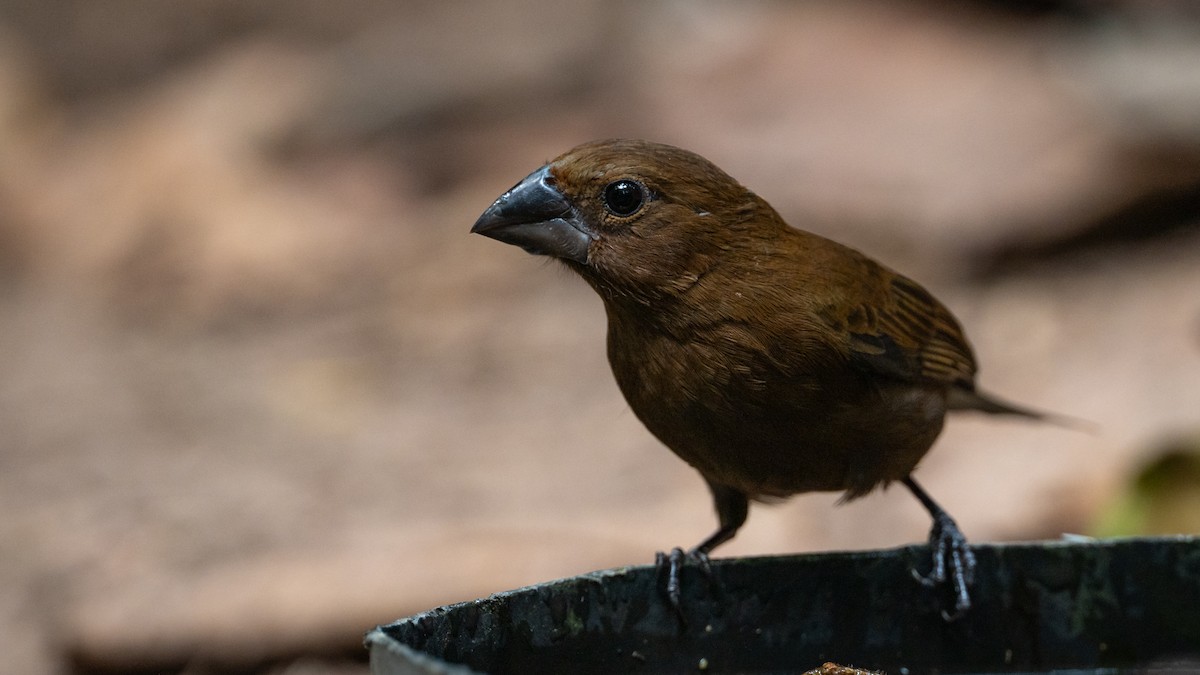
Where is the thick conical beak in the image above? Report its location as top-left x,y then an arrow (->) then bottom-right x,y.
470,165 -> 592,264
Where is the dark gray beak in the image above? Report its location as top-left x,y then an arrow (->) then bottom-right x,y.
470,165 -> 592,264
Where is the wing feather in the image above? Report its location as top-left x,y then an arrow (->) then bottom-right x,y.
844,275 -> 976,388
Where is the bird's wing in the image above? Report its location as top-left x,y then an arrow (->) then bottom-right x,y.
840,274 -> 977,389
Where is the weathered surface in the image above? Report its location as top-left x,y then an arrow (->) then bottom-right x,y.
370,538 -> 1200,674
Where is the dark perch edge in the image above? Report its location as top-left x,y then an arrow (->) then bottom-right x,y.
366,536 -> 1200,674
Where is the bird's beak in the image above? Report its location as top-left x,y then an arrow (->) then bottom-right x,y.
470,165 -> 592,264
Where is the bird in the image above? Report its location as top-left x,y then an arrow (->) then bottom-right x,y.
471,138 -> 1059,621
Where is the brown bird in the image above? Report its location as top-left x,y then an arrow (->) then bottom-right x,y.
471,139 -> 1056,620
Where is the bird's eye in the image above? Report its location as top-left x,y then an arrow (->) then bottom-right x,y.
602,180 -> 645,217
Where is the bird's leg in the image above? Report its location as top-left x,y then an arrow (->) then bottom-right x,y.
659,480 -> 748,622
902,476 -> 976,621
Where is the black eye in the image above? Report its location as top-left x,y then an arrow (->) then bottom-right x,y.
602,180 -> 645,217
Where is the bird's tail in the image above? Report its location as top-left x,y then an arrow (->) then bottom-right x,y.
947,388 -> 1096,432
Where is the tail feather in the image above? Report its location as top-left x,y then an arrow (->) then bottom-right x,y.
947,388 -> 1096,432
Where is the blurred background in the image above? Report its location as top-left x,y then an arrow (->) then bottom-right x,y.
1,0 -> 1199,672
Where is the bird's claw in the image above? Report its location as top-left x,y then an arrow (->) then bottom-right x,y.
655,546 -> 713,625
912,511 -> 976,621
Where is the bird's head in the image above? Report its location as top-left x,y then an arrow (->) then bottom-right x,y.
471,139 -> 783,305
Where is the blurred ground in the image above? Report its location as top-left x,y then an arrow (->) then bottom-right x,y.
1,1 -> 1199,673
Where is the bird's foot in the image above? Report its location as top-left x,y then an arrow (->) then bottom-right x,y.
911,511 -> 977,621
655,546 -> 713,625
